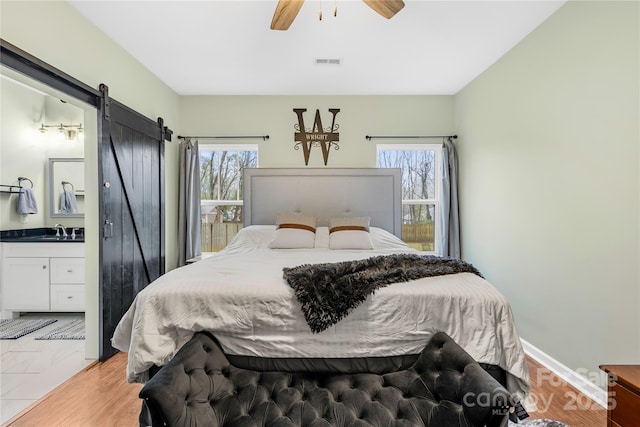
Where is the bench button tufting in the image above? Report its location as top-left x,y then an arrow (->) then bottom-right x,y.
140,332 -> 512,427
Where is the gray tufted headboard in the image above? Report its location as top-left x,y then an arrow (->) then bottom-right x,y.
243,168 -> 402,238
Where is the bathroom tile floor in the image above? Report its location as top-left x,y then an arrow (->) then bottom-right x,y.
0,312 -> 91,425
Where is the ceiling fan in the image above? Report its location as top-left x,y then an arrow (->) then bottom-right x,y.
270,0 -> 405,31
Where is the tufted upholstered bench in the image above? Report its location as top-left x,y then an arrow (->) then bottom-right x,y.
139,331 -> 513,427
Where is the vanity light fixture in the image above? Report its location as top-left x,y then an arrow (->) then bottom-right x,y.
39,123 -> 84,141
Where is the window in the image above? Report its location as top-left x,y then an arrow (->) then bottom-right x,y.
377,144 -> 442,253
199,144 -> 258,252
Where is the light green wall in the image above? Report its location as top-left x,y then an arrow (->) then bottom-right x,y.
454,0 -> 639,383
0,1 -> 179,126
0,76 -> 85,230
0,0 -> 181,270
180,95 -> 453,167
1,0 -> 181,359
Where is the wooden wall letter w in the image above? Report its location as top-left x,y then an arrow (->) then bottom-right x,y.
293,108 -> 340,165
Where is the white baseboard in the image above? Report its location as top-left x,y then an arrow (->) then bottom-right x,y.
520,338 -> 607,409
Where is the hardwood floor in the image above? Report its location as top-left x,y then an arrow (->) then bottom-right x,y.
2,353 -> 141,427
526,357 -> 607,426
3,353 -> 606,426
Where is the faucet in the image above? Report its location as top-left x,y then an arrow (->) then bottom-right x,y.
53,223 -> 67,237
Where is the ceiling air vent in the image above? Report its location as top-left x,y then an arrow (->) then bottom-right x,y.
315,58 -> 342,65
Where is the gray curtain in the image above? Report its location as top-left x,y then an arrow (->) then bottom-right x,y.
439,138 -> 461,258
178,138 -> 202,266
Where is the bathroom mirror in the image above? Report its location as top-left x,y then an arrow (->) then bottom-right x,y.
49,158 -> 84,217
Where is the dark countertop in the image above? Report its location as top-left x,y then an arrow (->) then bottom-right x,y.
0,227 -> 84,243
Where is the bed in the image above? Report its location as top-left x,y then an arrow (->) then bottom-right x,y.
111,168 -> 530,406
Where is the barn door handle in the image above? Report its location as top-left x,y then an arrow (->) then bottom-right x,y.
104,220 -> 113,239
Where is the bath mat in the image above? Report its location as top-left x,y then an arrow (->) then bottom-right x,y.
0,318 -> 58,339
35,319 -> 84,340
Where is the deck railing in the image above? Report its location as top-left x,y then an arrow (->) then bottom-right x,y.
201,222 -> 243,252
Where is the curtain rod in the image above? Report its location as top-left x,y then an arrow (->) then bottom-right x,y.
177,135 -> 269,141
365,135 -> 457,141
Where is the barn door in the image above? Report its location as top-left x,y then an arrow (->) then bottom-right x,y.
99,84 -> 171,360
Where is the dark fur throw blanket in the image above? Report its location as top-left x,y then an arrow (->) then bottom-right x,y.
283,254 -> 483,333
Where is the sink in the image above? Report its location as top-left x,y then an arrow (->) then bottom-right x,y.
19,235 -> 82,242
0,235 -> 84,243
0,228 -> 84,243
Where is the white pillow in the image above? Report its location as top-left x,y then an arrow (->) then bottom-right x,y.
268,213 -> 317,249
269,228 -> 316,249
328,217 -> 373,250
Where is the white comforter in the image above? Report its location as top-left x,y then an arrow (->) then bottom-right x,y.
112,226 -> 530,400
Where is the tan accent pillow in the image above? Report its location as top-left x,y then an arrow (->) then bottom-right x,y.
328,217 -> 370,233
276,213 -> 317,231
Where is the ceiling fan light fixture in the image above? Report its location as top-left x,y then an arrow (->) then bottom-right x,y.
271,0 -> 404,31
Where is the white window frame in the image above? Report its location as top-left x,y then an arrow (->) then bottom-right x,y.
376,143 -> 442,254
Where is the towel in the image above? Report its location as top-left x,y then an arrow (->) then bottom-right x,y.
17,187 -> 38,214
59,190 -> 79,214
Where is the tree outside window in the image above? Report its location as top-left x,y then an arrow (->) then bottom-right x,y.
377,144 -> 441,252
199,144 -> 258,252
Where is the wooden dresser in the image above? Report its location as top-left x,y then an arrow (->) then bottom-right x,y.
599,364 -> 640,427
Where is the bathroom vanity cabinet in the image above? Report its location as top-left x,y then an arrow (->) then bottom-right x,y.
1,242 -> 85,315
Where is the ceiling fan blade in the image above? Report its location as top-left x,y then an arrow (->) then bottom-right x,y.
362,0 -> 405,19
270,0 -> 305,30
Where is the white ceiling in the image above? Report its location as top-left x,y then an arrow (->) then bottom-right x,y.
68,0 -> 566,96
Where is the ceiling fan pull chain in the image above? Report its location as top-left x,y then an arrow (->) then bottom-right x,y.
334,0 -> 337,17
319,1 -> 323,21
